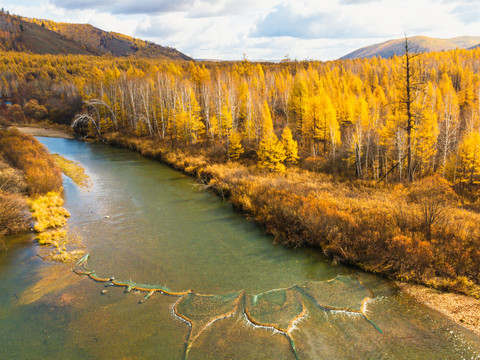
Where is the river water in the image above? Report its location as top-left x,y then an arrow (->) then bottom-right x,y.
0,137 -> 479,359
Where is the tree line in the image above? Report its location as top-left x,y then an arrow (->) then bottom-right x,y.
1,47 -> 480,187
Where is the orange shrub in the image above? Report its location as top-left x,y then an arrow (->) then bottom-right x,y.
0,128 -> 62,194
0,192 -> 31,236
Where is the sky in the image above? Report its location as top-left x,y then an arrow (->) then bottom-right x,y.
1,0 -> 480,60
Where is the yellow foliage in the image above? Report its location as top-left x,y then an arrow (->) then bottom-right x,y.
257,132 -> 286,172
260,101 -> 273,135
281,127 -> 299,164
36,229 -> 67,246
28,192 -> 70,233
457,131 -> 480,185
228,131 -> 244,161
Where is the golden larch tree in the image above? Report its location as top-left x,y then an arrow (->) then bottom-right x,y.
281,127 -> 299,164
257,102 -> 286,172
228,131 -> 244,161
457,130 -> 480,185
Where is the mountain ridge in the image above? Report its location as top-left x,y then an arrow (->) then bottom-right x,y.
341,35 -> 480,60
22,17 -> 193,60
0,10 -> 192,60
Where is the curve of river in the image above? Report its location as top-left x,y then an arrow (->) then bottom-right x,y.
1,137 -> 479,359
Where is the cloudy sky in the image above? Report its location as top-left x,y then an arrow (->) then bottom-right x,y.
1,0 -> 479,60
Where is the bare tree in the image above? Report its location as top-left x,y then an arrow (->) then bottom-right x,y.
400,35 -> 424,182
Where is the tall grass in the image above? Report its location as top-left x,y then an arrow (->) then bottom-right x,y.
0,129 -> 64,239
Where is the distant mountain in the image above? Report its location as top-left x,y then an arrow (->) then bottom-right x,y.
469,43 -> 480,50
0,11 -> 192,60
22,17 -> 193,61
341,36 -> 480,60
0,11 -> 92,55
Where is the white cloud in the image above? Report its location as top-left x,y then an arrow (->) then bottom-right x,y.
1,0 -> 480,60
252,3 -> 386,39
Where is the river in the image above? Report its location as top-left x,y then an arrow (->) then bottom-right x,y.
0,137 -> 479,359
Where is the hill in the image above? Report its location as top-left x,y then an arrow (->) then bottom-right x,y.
22,17 -> 192,61
0,10 -> 191,60
341,36 -> 480,60
0,11 -> 91,55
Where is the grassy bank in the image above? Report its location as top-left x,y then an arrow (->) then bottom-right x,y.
102,132 -> 480,297
0,128 -> 83,262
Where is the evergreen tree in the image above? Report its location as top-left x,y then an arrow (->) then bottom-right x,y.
281,127 -> 299,164
228,131 -> 244,161
257,101 -> 286,172
257,132 -> 286,172
457,131 -> 480,185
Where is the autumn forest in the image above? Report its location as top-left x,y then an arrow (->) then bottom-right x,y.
1,46 -> 480,185
4,0 -> 480,355
1,42 -> 480,296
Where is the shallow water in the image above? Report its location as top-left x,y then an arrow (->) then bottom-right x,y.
0,137 -> 479,359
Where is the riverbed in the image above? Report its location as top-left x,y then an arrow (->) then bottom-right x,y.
1,137 -> 479,359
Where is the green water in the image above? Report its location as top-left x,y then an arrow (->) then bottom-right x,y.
0,137 -> 479,359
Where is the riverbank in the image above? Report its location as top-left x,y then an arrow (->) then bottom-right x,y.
100,133 -> 480,292
97,132 -> 480,335
8,126 -> 480,334
397,282 -> 480,335
14,125 -> 75,139
0,128 -> 83,262
6,128 -> 480,338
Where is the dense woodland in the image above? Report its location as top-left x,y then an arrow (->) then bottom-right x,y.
1,48 -> 480,293
1,48 -> 480,187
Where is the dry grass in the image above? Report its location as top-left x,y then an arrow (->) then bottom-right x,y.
0,148 -> 31,238
0,129 -> 83,263
52,154 -> 91,188
0,158 -> 27,194
0,192 -> 31,237
36,229 -> 67,246
28,191 -> 85,263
